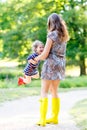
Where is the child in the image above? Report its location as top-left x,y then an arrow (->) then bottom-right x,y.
18,40 -> 44,86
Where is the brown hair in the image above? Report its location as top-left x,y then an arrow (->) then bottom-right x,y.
32,40 -> 44,52
47,13 -> 69,43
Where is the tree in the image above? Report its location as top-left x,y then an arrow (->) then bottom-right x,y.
63,0 -> 87,75
0,0 -> 68,62
0,0 -> 86,75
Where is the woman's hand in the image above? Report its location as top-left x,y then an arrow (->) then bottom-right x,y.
28,59 -> 38,64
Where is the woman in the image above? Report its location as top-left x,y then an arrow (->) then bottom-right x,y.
34,13 -> 69,126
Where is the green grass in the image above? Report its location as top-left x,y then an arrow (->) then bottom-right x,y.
0,87 -> 87,104
71,99 -> 87,130
0,87 -> 40,103
0,66 -> 87,104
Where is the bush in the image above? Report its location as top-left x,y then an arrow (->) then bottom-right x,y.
0,67 -> 22,79
0,76 -> 87,89
0,78 -> 18,88
0,67 -> 87,88
60,76 -> 87,88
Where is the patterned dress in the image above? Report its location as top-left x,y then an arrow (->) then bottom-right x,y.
41,30 -> 67,80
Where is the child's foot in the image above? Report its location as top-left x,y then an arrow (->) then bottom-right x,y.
18,77 -> 26,86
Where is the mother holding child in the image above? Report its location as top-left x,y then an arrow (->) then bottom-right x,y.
29,13 -> 69,126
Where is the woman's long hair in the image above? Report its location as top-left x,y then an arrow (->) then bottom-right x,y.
47,13 -> 69,43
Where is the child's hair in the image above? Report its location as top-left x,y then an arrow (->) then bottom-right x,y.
47,13 -> 69,43
32,40 -> 44,52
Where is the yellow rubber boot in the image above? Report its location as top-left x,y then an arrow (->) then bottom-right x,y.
37,98 -> 48,126
46,98 -> 60,124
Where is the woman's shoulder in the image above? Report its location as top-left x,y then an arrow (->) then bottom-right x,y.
47,30 -> 58,42
47,30 -> 57,36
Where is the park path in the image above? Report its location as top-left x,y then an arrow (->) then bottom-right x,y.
0,89 -> 87,130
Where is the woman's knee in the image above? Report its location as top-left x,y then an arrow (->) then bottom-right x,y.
41,80 -> 50,97
49,80 -> 60,97
50,87 -> 58,97
41,86 -> 49,97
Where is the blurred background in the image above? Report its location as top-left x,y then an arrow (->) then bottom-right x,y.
0,1 -> 87,129
0,0 -> 87,91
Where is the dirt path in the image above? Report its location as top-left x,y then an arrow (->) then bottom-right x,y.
0,90 -> 87,130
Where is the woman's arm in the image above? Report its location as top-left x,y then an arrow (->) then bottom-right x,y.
34,38 -> 53,62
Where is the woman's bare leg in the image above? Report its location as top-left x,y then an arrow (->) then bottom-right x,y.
41,79 -> 51,97
50,80 -> 60,98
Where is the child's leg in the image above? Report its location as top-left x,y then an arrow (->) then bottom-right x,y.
23,75 -> 31,84
31,72 -> 39,79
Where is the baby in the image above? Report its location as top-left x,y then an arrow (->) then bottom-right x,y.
18,40 -> 44,86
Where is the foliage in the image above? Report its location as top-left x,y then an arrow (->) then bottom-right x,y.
63,0 -> 87,75
0,67 -> 22,79
71,99 -> 87,130
0,0 -> 68,61
0,0 -> 87,75
0,75 -> 87,89
60,76 -> 87,88
0,66 -> 87,89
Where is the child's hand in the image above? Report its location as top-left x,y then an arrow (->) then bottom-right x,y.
28,59 -> 37,64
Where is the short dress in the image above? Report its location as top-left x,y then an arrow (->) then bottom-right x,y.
24,53 -> 40,76
41,30 -> 67,80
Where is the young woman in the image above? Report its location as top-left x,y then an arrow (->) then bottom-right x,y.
34,13 -> 69,126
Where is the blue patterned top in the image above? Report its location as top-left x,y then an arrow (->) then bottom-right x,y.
24,53 -> 40,76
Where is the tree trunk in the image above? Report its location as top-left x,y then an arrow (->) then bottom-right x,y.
80,55 -> 86,75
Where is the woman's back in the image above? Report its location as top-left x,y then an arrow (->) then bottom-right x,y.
41,30 -> 67,80
47,30 -> 66,58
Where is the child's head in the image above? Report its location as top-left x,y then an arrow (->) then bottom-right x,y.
47,13 -> 69,42
32,40 -> 44,55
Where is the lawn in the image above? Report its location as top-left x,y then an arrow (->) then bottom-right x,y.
0,87 -> 40,103
71,99 -> 87,130
0,65 -> 87,103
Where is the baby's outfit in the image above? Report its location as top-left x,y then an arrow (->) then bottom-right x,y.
24,53 -> 40,76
